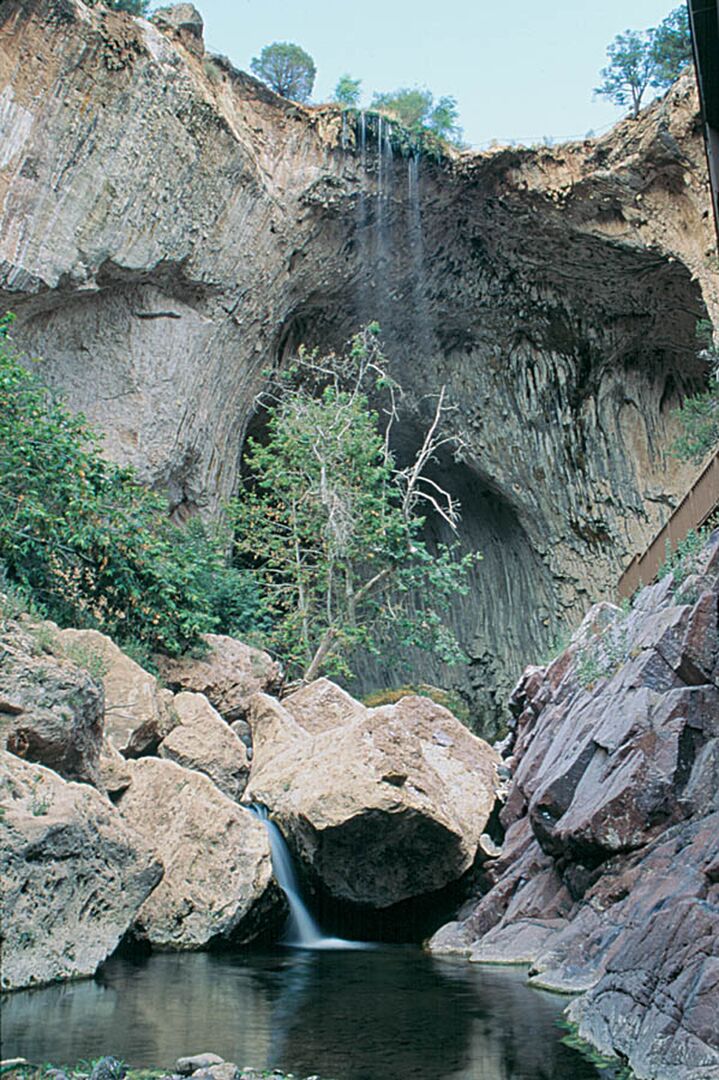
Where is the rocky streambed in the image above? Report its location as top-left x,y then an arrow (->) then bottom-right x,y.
2,534 -> 719,1079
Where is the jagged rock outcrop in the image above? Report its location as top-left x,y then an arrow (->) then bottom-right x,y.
1,0 -> 718,732
0,750 -> 162,990
430,531 -> 719,1080
245,679 -> 501,907
118,757 -> 281,948
0,620 -> 104,785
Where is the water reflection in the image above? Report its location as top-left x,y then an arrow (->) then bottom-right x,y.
2,948 -> 601,1079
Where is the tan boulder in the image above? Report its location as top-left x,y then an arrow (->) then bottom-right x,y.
118,758 -> 280,948
99,736 -> 133,797
158,691 -> 250,801
156,634 -> 282,722
246,680 -> 501,908
0,751 -> 162,990
58,628 -> 177,757
0,621 -> 103,786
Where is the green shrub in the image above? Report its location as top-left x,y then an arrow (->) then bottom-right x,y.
658,528 -> 709,588
0,316 -> 265,657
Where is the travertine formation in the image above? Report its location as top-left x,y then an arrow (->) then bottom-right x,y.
430,531 -> 719,1080
2,0 -> 717,731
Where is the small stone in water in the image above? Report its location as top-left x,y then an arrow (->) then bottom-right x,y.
176,1055 -> 224,1076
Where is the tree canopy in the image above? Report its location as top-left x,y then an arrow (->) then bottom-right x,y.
673,320 -> 719,462
251,42 -> 316,102
333,74 -> 362,107
371,87 -> 463,146
595,6 -> 692,117
0,315 -> 264,660
105,0 -> 150,14
232,326 -> 477,683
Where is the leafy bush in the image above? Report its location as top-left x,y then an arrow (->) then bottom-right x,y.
371,86 -> 463,147
231,327 -> 478,682
0,316 -> 263,656
658,528 -> 709,588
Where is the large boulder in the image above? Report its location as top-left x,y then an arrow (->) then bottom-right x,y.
118,757 -> 280,948
0,622 -> 104,786
245,680 -> 501,908
58,628 -> 177,757
158,691 -> 250,801
0,750 -> 162,990
156,635 -> 282,723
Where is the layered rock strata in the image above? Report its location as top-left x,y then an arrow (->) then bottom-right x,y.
430,532 -> 719,1080
245,678 -> 501,907
1,0 -> 718,730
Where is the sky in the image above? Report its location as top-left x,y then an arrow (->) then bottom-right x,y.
190,0 -> 685,148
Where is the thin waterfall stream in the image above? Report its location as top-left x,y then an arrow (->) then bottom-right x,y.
248,804 -> 368,950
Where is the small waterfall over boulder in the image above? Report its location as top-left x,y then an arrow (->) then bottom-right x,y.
248,803 -> 367,950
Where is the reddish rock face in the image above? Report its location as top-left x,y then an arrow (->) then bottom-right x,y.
430,531 -> 719,1080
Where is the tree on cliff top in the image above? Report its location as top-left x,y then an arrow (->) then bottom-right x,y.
333,74 -> 362,108
595,7 -> 692,118
231,326 -> 478,683
105,0 -> 150,14
371,87 -> 463,146
251,43 -> 316,102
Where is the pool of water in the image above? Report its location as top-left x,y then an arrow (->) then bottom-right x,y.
2,947 -> 604,1079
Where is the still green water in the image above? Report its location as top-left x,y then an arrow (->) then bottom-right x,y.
2,947 -> 606,1079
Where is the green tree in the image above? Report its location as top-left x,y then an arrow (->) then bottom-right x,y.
673,320 -> 719,462
333,74 -> 362,107
105,0 -> 150,14
0,315 -> 263,656
594,29 -> 657,117
232,327 -> 477,683
651,6 -> 692,87
251,42 -> 317,102
371,87 -> 463,146
595,8 -> 693,118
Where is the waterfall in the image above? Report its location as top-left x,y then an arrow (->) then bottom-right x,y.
407,153 -> 434,355
248,804 -> 368,950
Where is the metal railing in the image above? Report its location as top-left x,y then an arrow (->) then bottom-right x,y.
618,447 -> 719,598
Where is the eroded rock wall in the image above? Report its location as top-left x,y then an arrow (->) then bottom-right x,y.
1,0 -> 717,731
430,532 -> 719,1080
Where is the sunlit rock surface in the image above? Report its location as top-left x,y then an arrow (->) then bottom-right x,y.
1,0 -> 718,732
0,751 -> 162,990
245,678 -> 501,907
158,690 -> 250,801
118,756 -> 281,948
0,620 -> 104,786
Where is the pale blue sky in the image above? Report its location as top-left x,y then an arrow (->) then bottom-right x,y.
191,0 -> 686,147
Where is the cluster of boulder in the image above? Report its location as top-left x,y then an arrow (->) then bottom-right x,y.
430,531 -> 719,1080
0,611 -> 501,991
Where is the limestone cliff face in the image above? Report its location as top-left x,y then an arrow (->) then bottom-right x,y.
1,0 -> 717,732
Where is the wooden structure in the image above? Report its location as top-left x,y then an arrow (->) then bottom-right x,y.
688,0 -> 719,242
618,448 -> 719,598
